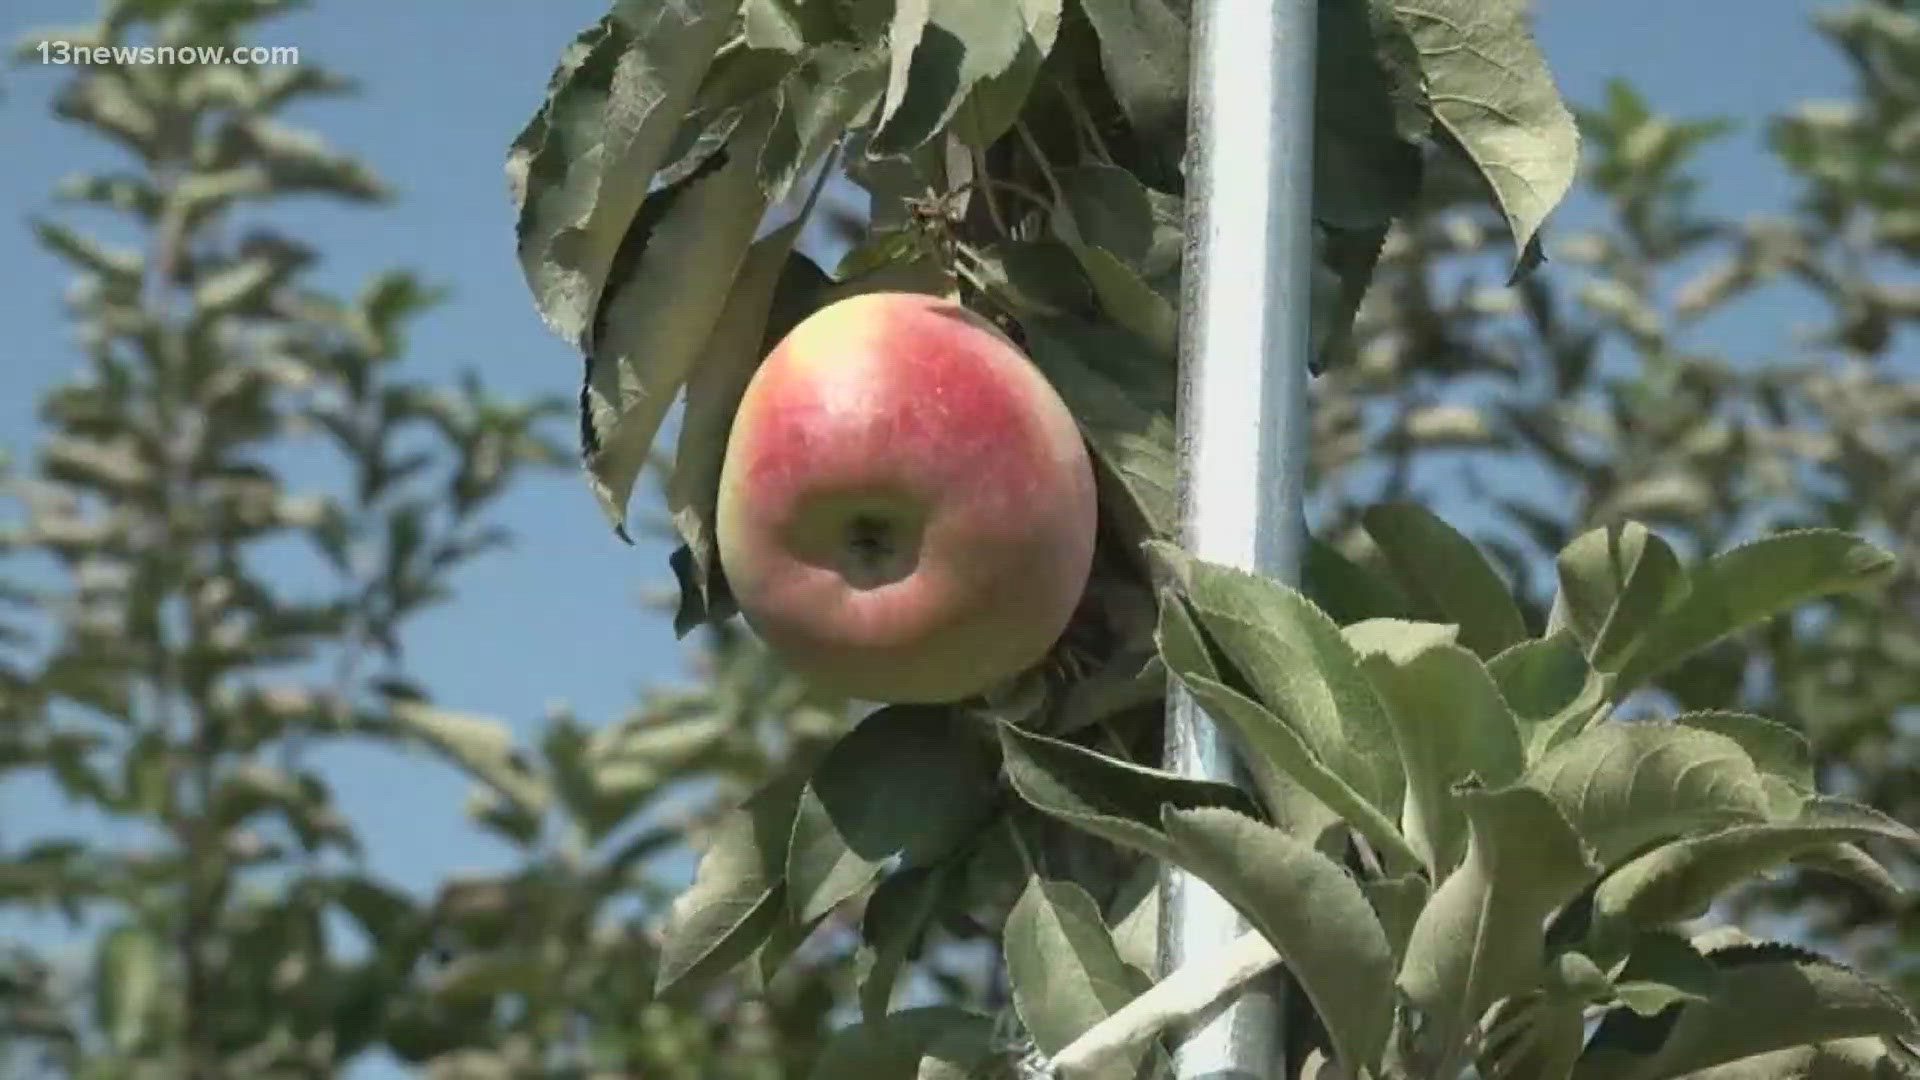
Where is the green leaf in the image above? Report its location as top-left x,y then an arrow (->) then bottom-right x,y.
1143,584 -> 1211,685
1004,876 -> 1151,1059
1106,860 -> 1161,976
668,542 -> 739,634
1587,525 -> 1685,673
760,43 -> 889,200
1314,0 -> 1423,229
1549,522 -> 1663,650
1051,165 -> 1181,355
507,0 -> 740,343
953,0 -> 1062,148
655,768 -> 809,998
433,951 -> 546,1005
1487,631 -> 1605,757
834,225 -> 926,281
1363,872 -> 1429,963
579,105 -> 777,536
1481,994 -> 1586,1080
1163,806 -> 1396,1074
327,875 -> 420,948
1609,931 -> 1719,1016
389,701 -> 547,823
211,763 -> 353,854
1019,318 -> 1177,544
32,218 -> 143,285
574,713 -> 732,837
996,720 -> 1261,863
1591,799 -> 1919,945
191,251 -> 299,319
1149,545 -> 1406,843
1671,711 -> 1814,792
1303,534 -> 1412,625
226,117 -> 388,200
859,863 -> 956,1021
1660,1039 -> 1920,1080
787,705 -> 1001,922
757,904 -> 830,984
1177,672 -> 1417,871
1360,503 -> 1529,658
1542,950 -> 1616,1003
660,40 -> 798,185
1575,946 -> 1920,1080
1792,842 -> 1903,908
970,239 -> 1088,319
1078,0 -> 1189,155
871,0 -> 1031,155
1341,618 -> 1458,663
95,924 -> 160,1054
1398,786 -> 1594,1056
1383,0 -> 1579,274
1614,530 -> 1897,693
1092,168 -> 1184,281
1310,223 -> 1392,372
666,222 -> 827,622
1483,634 -> 1580,715
1361,642 -> 1526,876
846,131 -> 950,230
1525,721 -> 1773,868
743,0 -> 834,52
120,731 -> 170,817
806,1007 -> 998,1080
955,813 -> 1040,936
48,63 -> 160,156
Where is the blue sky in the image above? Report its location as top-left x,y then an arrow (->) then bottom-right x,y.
0,0 -> 1854,1073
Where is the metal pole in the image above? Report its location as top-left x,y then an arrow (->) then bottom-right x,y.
1159,0 -> 1318,1074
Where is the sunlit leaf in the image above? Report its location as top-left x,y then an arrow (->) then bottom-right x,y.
1004,876 -> 1150,1060
1164,806 -> 1395,1074
786,705 -> 1000,922
1384,0 -> 1579,274
1399,786 -> 1594,1056
506,0 -> 739,343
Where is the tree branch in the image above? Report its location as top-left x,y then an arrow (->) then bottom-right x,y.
1041,928 -> 1282,1079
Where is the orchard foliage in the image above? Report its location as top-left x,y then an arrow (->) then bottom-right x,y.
0,1 -> 854,1077
500,0 -> 1920,1078
503,0 -> 1577,613
0,0 -> 1913,1078
1307,0 -> 1920,1004
0,0 -> 579,1071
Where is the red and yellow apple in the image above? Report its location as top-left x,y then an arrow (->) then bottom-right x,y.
715,291 -> 1098,704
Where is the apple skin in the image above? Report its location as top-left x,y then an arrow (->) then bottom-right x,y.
715,291 -> 1098,704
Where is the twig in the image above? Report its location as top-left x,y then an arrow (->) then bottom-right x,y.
1041,928 -> 1283,1079
972,141 -> 1009,238
1015,120 -> 1068,203
1005,813 -> 1043,879
1095,716 -> 1136,764
1056,77 -> 1115,165
953,258 -> 994,299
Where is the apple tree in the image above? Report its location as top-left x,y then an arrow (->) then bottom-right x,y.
505,0 -> 1920,1077
0,2 -> 858,1077
1304,3 -> 1920,1005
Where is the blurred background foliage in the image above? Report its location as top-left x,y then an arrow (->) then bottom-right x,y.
0,0 -> 1916,1076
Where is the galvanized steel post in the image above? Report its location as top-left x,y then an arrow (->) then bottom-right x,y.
1158,0 -> 1319,1076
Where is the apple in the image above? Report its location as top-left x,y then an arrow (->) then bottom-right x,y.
715,291 -> 1098,704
